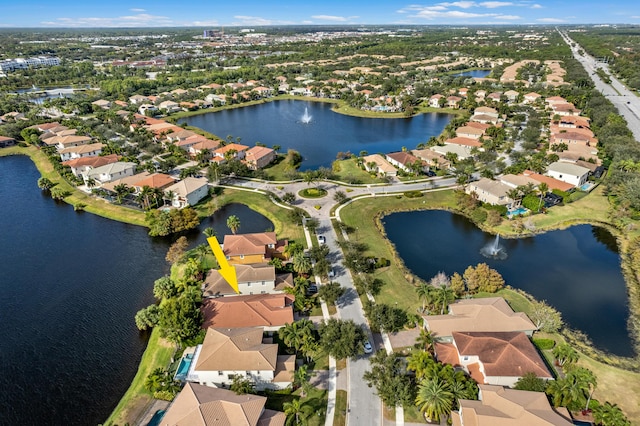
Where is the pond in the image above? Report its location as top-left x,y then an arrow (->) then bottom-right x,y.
0,155 -> 272,425
180,100 -> 454,170
382,209 -> 634,358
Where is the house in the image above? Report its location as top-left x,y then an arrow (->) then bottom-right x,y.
504,90 -> 519,102
447,95 -> 463,108
51,135 -> 92,150
456,125 -> 485,140
546,161 -> 590,187
412,149 -> 451,170
435,331 -> 553,387
101,171 -> 150,192
214,143 -> 250,160
131,173 -> 175,192
201,294 -> 295,331
429,94 -> 444,108
243,146 -> 276,170
471,106 -> 500,124
58,142 -> 104,162
222,232 -> 288,265
91,99 -> 111,109
128,94 -> 149,105
386,151 -> 425,173
444,136 -> 483,149
188,139 -> 221,159
63,154 -> 119,179
138,104 -> 158,116
466,178 -> 515,207
186,327 -> 295,391
86,161 -> 137,184
158,100 -> 181,113
431,144 -> 474,160
161,383 -> 286,426
523,92 -> 542,104
551,102 -> 581,117
166,129 -> 198,143
203,263 -> 281,297
452,385 -> 572,426
423,298 -> 537,341
498,174 -> 540,190
521,170 -> 575,193
362,154 -> 398,177
165,177 -> 209,208
0,135 -> 16,147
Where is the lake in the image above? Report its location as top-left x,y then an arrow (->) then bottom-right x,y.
0,155 -> 272,425
180,100 -> 453,170
382,210 -> 634,358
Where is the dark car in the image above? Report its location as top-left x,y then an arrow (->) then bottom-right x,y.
306,285 -> 318,296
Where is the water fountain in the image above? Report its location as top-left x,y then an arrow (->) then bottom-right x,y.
301,107 -> 312,124
480,234 -> 507,259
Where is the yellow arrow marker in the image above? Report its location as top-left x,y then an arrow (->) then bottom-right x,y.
207,236 -> 239,294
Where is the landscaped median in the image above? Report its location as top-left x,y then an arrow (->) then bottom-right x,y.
0,145 -> 146,226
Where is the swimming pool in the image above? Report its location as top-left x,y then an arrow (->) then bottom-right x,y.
174,353 -> 193,381
507,207 -> 528,217
147,409 -> 166,426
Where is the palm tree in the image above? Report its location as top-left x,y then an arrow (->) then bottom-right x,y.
37,177 -> 55,191
292,253 -> 312,275
283,398 -> 309,426
415,377 -> 454,423
546,367 -> 595,411
434,285 -> 456,315
164,190 -> 175,206
415,282 -> 433,313
203,227 -> 217,238
279,320 -> 314,356
293,364 -> 315,397
537,182 -> 549,211
114,183 -> 131,204
552,343 -> 579,368
226,215 -> 241,234
85,177 -> 97,189
593,401 -> 630,426
415,328 -> 435,355
407,350 -> 435,379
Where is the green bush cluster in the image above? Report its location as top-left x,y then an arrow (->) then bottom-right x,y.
533,338 -> 556,350
403,190 -> 423,198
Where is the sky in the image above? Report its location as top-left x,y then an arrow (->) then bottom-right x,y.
0,0 -> 639,28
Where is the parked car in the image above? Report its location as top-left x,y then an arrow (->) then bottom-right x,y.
328,268 -> 335,278
317,235 -> 326,245
306,284 -> 318,296
363,340 -> 373,354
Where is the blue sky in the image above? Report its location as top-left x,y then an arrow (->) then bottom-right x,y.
1,0 -> 638,27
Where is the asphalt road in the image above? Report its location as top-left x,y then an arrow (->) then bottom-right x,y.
558,29 -> 640,142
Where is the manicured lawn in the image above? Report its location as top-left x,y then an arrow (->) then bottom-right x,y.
264,387 -> 328,426
195,188 -> 305,243
299,188 -> 328,198
262,155 -> 300,181
0,146 -> 147,226
331,158 -> 381,185
103,329 -> 175,426
334,390 -> 347,426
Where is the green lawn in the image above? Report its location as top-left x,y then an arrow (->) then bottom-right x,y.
0,146 -> 147,226
103,329 -> 175,426
330,158 -> 381,185
264,387 -> 328,426
334,390 -> 347,426
195,188 -> 305,243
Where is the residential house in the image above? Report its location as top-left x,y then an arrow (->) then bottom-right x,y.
128,94 -> 149,105
203,263 -> 278,297
101,171 -> 150,192
447,95 -> 463,108
214,143 -> 250,160
58,142 -> 104,162
504,90 -> 519,102
546,161 -> 590,188
435,331 -> 553,387
452,385 -> 572,426
186,327 -> 294,391
551,102 -> 581,117
429,94 -> 444,108
0,135 -> 16,147
174,135 -> 209,151
161,383 -> 286,426
86,162 -> 137,184
486,92 -> 502,102
423,298 -> 537,341
471,106 -> 500,124
521,170 -> 575,193
444,136 -> 483,149
362,154 -> 398,177
138,104 -> 158,116
158,100 -> 181,113
455,125 -> 485,140
201,294 -> 295,331
131,173 -> 175,192
412,149 -> 451,170
166,129 -> 198,143
165,177 -> 209,208
430,144 -> 474,160
243,146 -> 276,170
188,139 -> 221,160
466,178 -> 515,208
50,135 -> 92,150
523,92 -> 542,104
91,99 -> 112,109
222,232 -> 288,265
63,154 -> 119,179
386,151 -> 424,173
498,174 -> 540,190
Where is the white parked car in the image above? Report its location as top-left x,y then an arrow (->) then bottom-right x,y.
363,340 -> 373,354
328,267 -> 335,278
317,235 -> 326,245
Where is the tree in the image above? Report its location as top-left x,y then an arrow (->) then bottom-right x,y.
363,351 -> 416,408
529,300 -> 563,332
113,183 -> 132,204
415,329 -> 435,355
553,343 -> 579,368
450,272 -> 465,297
546,367 -> 596,411
37,177 -> 56,191
230,375 -> 255,395
292,253 -> 312,275
283,398 -> 311,426
318,282 -> 345,306
416,282 -> 433,313
537,182 -> 549,210
226,215 -> 241,234
433,285 -> 455,315
203,227 -> 217,238
334,190 -> 348,203
153,276 -> 177,300
313,258 -> 331,278
462,263 -> 505,293
135,304 -> 160,330
407,350 -> 436,380
158,296 -> 203,346
514,372 -> 548,392
293,364 -> 315,397
304,218 -> 319,234
415,377 -> 454,423
282,192 -> 296,204
283,241 -> 304,259
592,401 -> 631,426
166,236 -> 189,264
50,186 -> 71,200
318,318 -> 366,360
278,319 -> 315,357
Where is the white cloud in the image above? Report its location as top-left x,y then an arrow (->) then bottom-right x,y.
531,4 -> 543,8
440,1 -> 478,8
495,14 -> 521,19
631,15 -> 640,19
311,15 -> 360,22
130,8 -> 145,12
479,2 -> 514,8
537,17 -> 565,22
232,15 -> 295,26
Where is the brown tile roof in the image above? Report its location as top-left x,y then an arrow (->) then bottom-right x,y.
452,331 -> 553,380
203,263 -> 276,297
465,121 -> 492,130
101,172 -> 151,192
215,143 -> 250,155
245,146 -> 275,161
272,355 -> 295,384
424,297 -> 536,338
521,170 -> 574,192
162,382 -> 285,426
132,173 -> 175,189
201,294 -> 295,329
445,137 -> 483,148
223,232 -> 278,257
58,142 -> 104,155
386,151 -> 420,166
195,327 -> 279,372
454,384 -> 573,425
63,154 -> 119,168
456,125 -> 485,136
274,273 -> 294,291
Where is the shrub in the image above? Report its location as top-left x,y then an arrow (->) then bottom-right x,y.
533,338 -> 556,350
403,190 -> 423,198
73,203 -> 87,211
470,208 -> 488,223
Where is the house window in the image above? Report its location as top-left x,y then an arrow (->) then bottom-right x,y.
261,291 -> 266,294
240,255 -> 244,259
247,282 -> 251,287
462,356 -> 469,361
218,371 -> 223,376
262,281 -> 266,286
